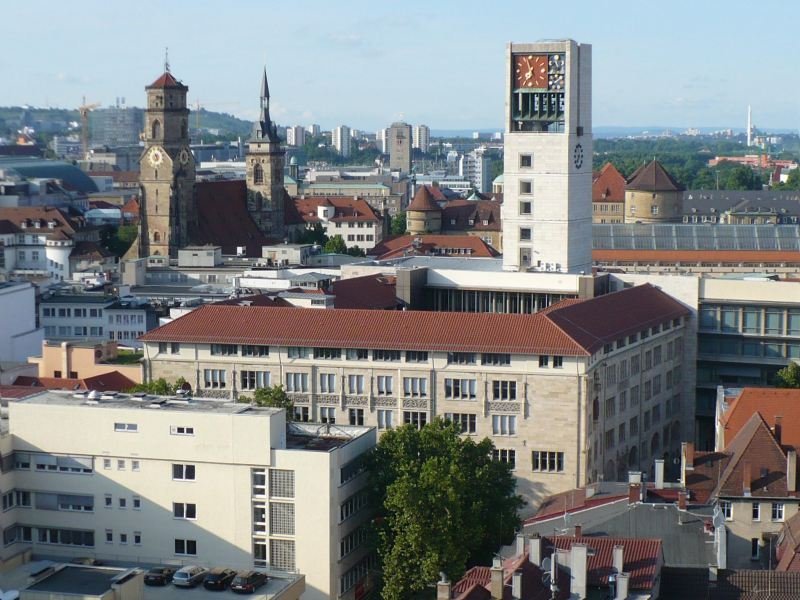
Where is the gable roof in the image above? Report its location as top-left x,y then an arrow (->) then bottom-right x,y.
0,206 -> 81,237
147,71 -> 187,89
777,511 -> 800,571
408,185 -> 442,212
441,199 -> 502,232
592,163 -> 626,203
720,388 -> 800,449
288,196 -> 381,224
367,234 -> 500,260
453,552 -> 569,600
626,159 -> 684,192
139,284 -> 685,358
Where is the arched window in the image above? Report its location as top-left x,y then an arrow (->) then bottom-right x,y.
153,231 -> 161,243
253,163 -> 264,185
152,120 -> 161,139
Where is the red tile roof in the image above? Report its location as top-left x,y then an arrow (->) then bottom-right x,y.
367,234 -> 500,259
288,196 -> 381,224
192,180 -> 278,257
720,388 -> 800,449
453,552 -> 569,600
0,206 -> 81,237
147,71 -> 187,89
777,511 -> 800,571
14,371 -> 137,393
626,160 -> 684,192
526,488 -> 628,524
0,385 -> 45,399
140,285 -> 685,357
330,274 -> 399,309
592,163 -> 626,203
408,186 -> 442,212
593,249 -> 800,265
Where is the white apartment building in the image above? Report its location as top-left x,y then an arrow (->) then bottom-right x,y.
459,147 -> 492,193
140,284 -> 692,509
0,282 -> 43,366
306,124 -> 321,137
0,391 -> 375,600
413,124 -> 430,154
502,39 -> 593,273
376,128 -> 389,154
286,126 -> 306,147
333,126 -> 351,158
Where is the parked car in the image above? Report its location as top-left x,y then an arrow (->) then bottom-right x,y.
203,568 -> 237,591
144,567 -> 177,586
230,571 -> 268,594
173,566 -> 208,588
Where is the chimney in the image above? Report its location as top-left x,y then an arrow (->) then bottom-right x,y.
515,533 -> 526,556
490,557 -> 504,600
571,544 -> 588,600
678,490 -> 688,510
436,573 -> 451,600
628,483 -> 641,505
743,461 -> 752,496
681,441 -> 695,486
774,416 -> 783,444
654,459 -> 665,489
575,524 -> 582,537
612,545 -> 624,576
788,450 -> 797,494
615,572 -> 630,600
528,535 -> 543,567
511,570 -> 523,600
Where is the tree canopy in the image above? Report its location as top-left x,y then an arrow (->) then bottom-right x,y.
242,385 -> 294,420
323,234 -> 348,254
775,362 -> 800,388
366,419 -> 523,599
390,211 -> 407,236
126,377 -> 188,395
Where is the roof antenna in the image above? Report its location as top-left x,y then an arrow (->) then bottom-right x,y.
164,46 -> 170,73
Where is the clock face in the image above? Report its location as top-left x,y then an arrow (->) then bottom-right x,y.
573,144 -> 584,169
148,147 -> 164,168
179,148 -> 190,165
514,54 -> 547,89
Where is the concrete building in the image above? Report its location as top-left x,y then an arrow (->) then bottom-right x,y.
0,282 -> 43,363
388,122 -> 412,174
286,197 -> 383,251
413,124 -> 430,153
502,40 -> 593,274
458,147 -> 492,193
285,126 -> 305,147
376,128 -> 389,154
333,126 -> 351,158
0,390 -> 368,600
89,106 -> 144,148
306,124 -> 320,138
140,284 -> 691,509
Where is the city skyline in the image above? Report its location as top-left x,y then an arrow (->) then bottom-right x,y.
1,0 -> 798,132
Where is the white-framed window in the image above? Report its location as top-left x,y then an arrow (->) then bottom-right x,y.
444,378 -> 476,399
402,377 -> 427,397
348,374 -> 365,394
172,464 -> 196,481
173,502 -> 197,519
319,373 -> 337,394
114,422 -> 138,433
719,500 -> 732,520
377,409 -> 394,430
320,406 -> 336,424
349,408 -> 364,426
170,426 -> 194,436
446,412 -> 476,434
174,538 -> 197,556
288,347 -> 309,359
103,458 -> 111,470
772,502 -> 785,522
240,370 -> 270,390
373,349 -> 401,362
403,411 -> 427,429
131,460 -> 140,472
752,502 -> 761,521
492,414 -> 516,436
532,451 -> 564,472
203,369 -> 226,388
285,372 -> 308,392
492,380 -> 517,401
134,531 -> 141,545
492,449 -> 516,469
376,375 -> 393,395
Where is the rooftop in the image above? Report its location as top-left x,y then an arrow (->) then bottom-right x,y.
26,565 -> 136,596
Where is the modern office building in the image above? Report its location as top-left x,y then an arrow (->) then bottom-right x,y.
388,122 -> 412,174
89,107 -> 144,148
285,126 -> 305,147
502,39 -> 592,274
332,126 -> 351,158
412,124 -> 430,153
376,128 -> 389,154
459,147 -> 492,193
0,391 -> 374,600
140,283 -> 691,509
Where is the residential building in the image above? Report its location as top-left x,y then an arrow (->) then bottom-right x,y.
333,126 -> 351,158
681,189 -> 800,225
591,163 -> 625,223
502,40 -> 593,274
0,390 -> 370,600
458,147 -> 491,193
624,160 -> 684,223
285,126 -> 305,147
27,340 -> 142,383
306,124 -> 320,138
0,282 -> 43,365
286,196 -> 383,251
388,122 -> 412,174
140,284 -> 691,509
441,198 -> 503,251
412,124 -> 430,153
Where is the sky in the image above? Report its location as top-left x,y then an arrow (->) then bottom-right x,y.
1,0 -> 798,132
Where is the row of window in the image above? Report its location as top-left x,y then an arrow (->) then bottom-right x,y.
700,305 -> 800,337
104,530 -> 143,546
42,307 -> 105,318
43,326 -> 106,338
718,500 -> 786,523
602,322 -> 682,357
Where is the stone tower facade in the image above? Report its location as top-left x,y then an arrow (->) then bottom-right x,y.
138,70 -> 195,258
246,68 -> 285,237
501,40 -> 592,273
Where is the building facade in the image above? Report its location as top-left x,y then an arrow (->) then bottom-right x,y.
413,124 -> 430,154
0,282 -> 43,363
333,126 -> 351,158
501,40 -> 593,274
140,284 -> 691,509
459,147 -> 492,193
624,160 -> 684,224
285,126 -> 305,147
388,122 -> 412,174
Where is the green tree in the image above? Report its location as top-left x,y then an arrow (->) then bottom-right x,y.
126,377 -> 187,395
775,362 -> 800,388
323,234 -> 348,254
245,385 -> 294,420
298,223 -> 329,246
390,211 -> 407,235
781,168 -> 800,190
367,419 -> 523,599
101,224 -> 138,257
346,245 -> 366,257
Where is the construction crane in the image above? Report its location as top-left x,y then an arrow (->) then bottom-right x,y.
78,96 -> 100,159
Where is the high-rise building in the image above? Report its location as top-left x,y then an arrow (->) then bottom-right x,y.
139,69 -> 195,258
501,40 -> 592,274
332,126 -> 351,157
459,147 -> 491,193
388,121 -> 412,173
306,124 -> 320,137
286,126 -> 305,147
413,124 -> 430,153
89,106 -> 144,148
377,128 -> 389,153
245,67 -> 286,236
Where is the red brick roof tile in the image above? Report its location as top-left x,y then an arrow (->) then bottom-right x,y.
441,199 -> 502,232
14,371 -> 136,393
288,196 -> 381,224
331,275 -> 399,309
367,234 -> 499,259
626,159 -> 684,192
592,163 -> 626,203
147,72 -> 187,89
408,186 -> 442,212
721,388 -> 800,448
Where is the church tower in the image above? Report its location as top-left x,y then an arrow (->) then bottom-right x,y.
246,67 -> 285,237
138,64 -> 195,258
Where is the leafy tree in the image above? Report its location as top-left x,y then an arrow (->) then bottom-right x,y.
346,245 -> 366,257
390,211 -> 407,235
101,225 -> 138,257
323,234 -> 348,254
244,385 -> 294,420
781,168 -> 800,190
775,362 -> 800,388
298,223 -> 329,246
127,376 -> 188,395
366,419 -> 523,599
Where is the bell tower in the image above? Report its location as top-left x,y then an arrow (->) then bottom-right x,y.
246,67 -> 285,237
139,58 -> 195,258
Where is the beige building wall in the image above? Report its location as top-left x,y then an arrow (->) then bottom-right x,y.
592,201 -> 624,223
723,499 -> 800,569
624,190 -> 682,223
29,341 -> 142,383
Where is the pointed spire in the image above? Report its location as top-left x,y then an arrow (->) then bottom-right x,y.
251,65 -> 280,144
164,46 -> 170,73
261,67 -> 270,102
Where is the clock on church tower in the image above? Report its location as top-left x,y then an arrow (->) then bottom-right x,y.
138,69 -> 195,258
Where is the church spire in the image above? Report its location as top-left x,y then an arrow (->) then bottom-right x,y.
261,67 -> 270,103
254,65 -> 280,143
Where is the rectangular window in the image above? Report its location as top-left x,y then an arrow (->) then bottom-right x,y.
752,502 -> 760,521
492,449 -> 516,469
444,378 -> 477,399
241,344 -> 269,357
133,496 -> 141,509
320,406 -> 336,424
446,413 -> 476,434
347,374 -> 365,394
240,371 -> 270,390
132,460 -> 140,472
373,349 -> 401,362
170,426 -> 194,436
173,502 -> 197,519
377,409 -> 394,430
519,180 -> 532,194
294,406 -> 310,422
270,469 -> 295,498
520,228 -> 532,241
447,352 -> 476,365
285,372 -> 308,392
751,538 -> 760,561
630,416 -> 639,435
134,532 -> 141,545
772,502 -> 785,522
405,350 -> 429,363
287,346 -> 309,359
348,408 -> 364,426
520,201 -> 531,215
172,464 -> 196,481
403,411 -> 427,429
532,451 -> 564,472
492,414 -> 516,436
203,369 -> 227,388
519,154 -> 532,168
720,500 -> 732,520
553,356 -> 563,368
313,347 -> 341,360
492,380 -> 517,401
174,539 -> 197,556
210,343 -> 238,356
346,348 -> 369,360
170,342 -> 180,354
270,502 -> 295,536
319,373 -> 337,393
113,422 -> 138,433
376,375 -> 394,395
482,353 -> 511,366
539,355 -> 549,367
118,498 -> 126,509
402,377 -> 428,397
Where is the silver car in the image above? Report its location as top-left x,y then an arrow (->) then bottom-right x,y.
173,566 -> 207,588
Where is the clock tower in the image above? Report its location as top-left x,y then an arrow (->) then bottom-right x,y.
501,40 -> 592,273
138,67 -> 195,258
245,67 -> 285,237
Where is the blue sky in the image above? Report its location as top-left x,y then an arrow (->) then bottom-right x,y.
1,0 -> 798,132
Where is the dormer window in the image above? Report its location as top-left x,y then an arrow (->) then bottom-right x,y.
19,221 -> 27,229
483,220 -> 488,226
48,221 -> 55,229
